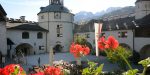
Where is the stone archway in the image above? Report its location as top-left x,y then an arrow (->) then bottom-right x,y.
119,43 -> 131,50
140,44 -> 150,59
16,43 -> 33,56
54,44 -> 63,52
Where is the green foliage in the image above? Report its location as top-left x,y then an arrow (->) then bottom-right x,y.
74,35 -> 93,50
138,57 -> 150,75
105,46 -> 132,70
138,57 -> 150,68
82,61 -> 104,75
122,69 -> 139,75
75,35 -> 87,45
122,57 -> 150,75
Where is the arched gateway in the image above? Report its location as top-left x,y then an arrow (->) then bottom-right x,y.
140,44 -> 150,59
15,43 -> 33,56
54,44 -> 63,52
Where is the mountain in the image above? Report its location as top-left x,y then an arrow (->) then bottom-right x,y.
74,6 -> 135,24
102,6 -> 135,18
74,7 -> 122,23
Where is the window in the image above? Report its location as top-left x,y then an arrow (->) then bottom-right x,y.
37,32 -> 43,39
41,15 -> 44,19
54,12 -> 61,19
22,32 -> 29,39
118,32 -> 127,38
57,34 -> 63,37
39,46 -> 44,50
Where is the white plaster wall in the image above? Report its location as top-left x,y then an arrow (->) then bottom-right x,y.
38,12 -> 73,24
47,22 -> 73,52
134,38 -> 150,52
0,22 -> 7,55
38,12 -> 74,52
104,30 -> 134,50
75,30 -> 134,50
7,30 -> 47,55
135,1 -> 150,19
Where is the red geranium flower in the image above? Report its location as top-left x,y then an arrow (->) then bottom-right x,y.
106,36 -> 119,50
1,64 -> 26,75
98,37 -> 108,51
70,43 -> 90,58
0,68 -> 2,74
80,46 -> 90,55
44,66 -> 61,75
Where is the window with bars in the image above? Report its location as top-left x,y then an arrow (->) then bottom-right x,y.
57,25 -> 63,37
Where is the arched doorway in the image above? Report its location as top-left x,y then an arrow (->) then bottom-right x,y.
16,43 -> 33,56
140,44 -> 150,59
119,43 -> 131,50
54,44 -> 62,52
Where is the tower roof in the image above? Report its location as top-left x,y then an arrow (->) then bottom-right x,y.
0,4 -> 7,21
0,4 -> 7,16
38,5 -> 70,14
136,0 -> 150,3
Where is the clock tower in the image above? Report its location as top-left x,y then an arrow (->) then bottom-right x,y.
38,0 -> 74,52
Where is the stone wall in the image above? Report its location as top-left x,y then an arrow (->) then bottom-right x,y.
0,21 -> 7,55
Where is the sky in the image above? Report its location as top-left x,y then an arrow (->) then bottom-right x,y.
0,0 -> 136,21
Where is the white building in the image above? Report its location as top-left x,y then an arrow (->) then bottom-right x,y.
7,23 -> 48,57
0,4 -> 7,56
38,0 -> 74,52
74,0 -> 150,59
4,0 -> 74,57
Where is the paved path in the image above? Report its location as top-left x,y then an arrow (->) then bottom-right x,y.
21,53 -> 121,71
10,52 -> 141,73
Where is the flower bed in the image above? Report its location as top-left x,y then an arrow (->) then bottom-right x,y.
0,36 -> 150,75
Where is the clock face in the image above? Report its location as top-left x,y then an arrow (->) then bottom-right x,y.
54,12 -> 61,19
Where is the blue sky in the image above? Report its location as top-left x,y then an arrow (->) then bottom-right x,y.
0,0 -> 136,21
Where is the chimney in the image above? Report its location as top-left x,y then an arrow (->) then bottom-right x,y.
20,16 -> 25,22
